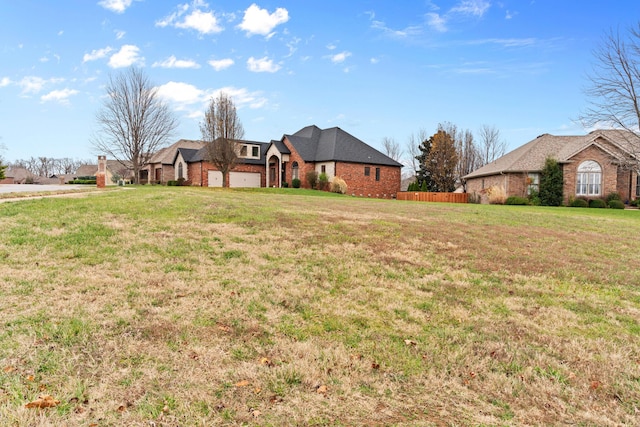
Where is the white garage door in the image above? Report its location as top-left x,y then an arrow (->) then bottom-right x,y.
208,170 -> 223,187
229,172 -> 261,188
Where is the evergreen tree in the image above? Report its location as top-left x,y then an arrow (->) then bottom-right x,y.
539,157 -> 564,206
415,135 -> 436,191
425,130 -> 458,192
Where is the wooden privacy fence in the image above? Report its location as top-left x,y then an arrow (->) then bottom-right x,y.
397,192 -> 468,203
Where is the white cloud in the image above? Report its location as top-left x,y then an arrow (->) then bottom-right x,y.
426,13 -> 447,32
247,56 -> 281,73
83,47 -> 113,63
451,0 -> 491,17
152,55 -> 200,69
108,45 -> 143,68
0,77 -> 11,87
370,57 -> 380,64
157,2 -> 223,35
19,76 -> 47,94
238,4 -> 289,37
156,81 -> 205,105
208,58 -> 234,71
326,43 -> 337,50
115,30 -> 126,39
41,88 -> 79,105
330,51 -> 351,64
98,0 -> 134,14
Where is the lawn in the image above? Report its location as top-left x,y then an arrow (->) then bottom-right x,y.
0,186 -> 639,426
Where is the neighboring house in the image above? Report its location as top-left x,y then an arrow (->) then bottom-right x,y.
265,125 -> 402,198
142,139 -> 203,184
0,167 -> 35,184
464,130 -> 640,204
76,160 -> 134,185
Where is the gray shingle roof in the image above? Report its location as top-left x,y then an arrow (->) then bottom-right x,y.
463,130 -> 640,179
284,125 -> 403,167
149,139 -> 204,165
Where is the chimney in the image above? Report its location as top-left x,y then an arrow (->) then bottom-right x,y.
97,155 -> 107,188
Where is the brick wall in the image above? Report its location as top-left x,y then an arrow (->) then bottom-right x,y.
465,174 -> 509,203
336,162 -> 401,199
562,145 -> 620,204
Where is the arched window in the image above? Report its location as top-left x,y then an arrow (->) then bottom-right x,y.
292,161 -> 299,180
576,160 -> 601,196
178,162 -> 184,179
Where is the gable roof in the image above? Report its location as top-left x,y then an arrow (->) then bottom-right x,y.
283,125 -> 403,167
463,130 -> 640,179
148,139 -> 204,165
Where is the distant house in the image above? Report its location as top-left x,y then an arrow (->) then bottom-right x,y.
152,125 -> 402,198
464,130 -> 640,204
0,167 -> 34,184
76,160 -> 134,185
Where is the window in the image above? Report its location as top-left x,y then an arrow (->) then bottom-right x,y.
252,146 -> 260,158
375,167 -> 380,181
636,173 -> 640,197
364,166 -> 370,176
321,165 -> 326,173
240,145 -> 248,157
178,162 -> 183,179
576,160 -> 602,196
527,173 -> 540,194
292,162 -> 299,180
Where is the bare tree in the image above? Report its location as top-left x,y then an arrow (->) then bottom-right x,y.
381,137 -> 403,162
455,129 -> 480,190
405,129 -> 428,177
477,124 -> 507,165
201,92 -> 245,187
92,67 -> 178,183
580,23 -> 640,160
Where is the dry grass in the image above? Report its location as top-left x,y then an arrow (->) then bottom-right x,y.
0,186 -> 639,426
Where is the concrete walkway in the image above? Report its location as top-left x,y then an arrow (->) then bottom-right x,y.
0,184 -> 89,194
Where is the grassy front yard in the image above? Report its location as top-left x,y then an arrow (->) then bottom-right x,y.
1,186 -> 639,426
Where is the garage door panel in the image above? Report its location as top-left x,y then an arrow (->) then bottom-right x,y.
208,171 -> 223,187
229,172 -> 261,188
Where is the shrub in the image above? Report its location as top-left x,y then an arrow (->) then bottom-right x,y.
306,171 -> 318,189
487,185 -> 507,205
589,198 -> 607,208
539,157 -> 563,206
630,199 -> 640,207
505,196 -> 529,205
177,177 -> 186,186
569,198 -> 588,208
467,192 -> 481,204
606,192 -> 622,203
291,178 -> 301,188
282,182 -> 289,188
608,199 -> 625,209
318,172 -> 329,190
167,180 -> 178,186
331,177 -> 347,194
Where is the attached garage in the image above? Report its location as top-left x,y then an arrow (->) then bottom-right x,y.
229,172 -> 261,188
207,170 -> 223,187
208,170 -> 261,187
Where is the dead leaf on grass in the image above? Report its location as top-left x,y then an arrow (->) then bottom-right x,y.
371,362 -> 380,370
217,323 -> 232,333
404,339 -> 417,346
3,366 -> 15,373
316,385 -> 328,395
25,395 -> 60,409
259,357 -> 274,367
235,380 -> 250,387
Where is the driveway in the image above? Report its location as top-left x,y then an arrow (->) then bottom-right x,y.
0,184 -> 89,194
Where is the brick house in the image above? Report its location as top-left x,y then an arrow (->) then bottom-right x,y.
142,139 -> 203,184
155,125 -> 402,198
172,140 -> 269,187
464,130 -> 640,204
265,125 -> 402,198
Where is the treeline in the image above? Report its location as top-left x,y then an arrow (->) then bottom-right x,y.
382,122 -> 507,192
9,157 -> 92,177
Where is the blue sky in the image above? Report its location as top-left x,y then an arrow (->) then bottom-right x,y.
1,0 -> 639,164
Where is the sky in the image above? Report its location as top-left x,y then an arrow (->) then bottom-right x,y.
1,0 -> 640,165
